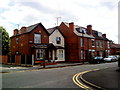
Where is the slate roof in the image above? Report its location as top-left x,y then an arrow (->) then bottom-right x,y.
74,24 -> 95,38
47,26 -> 58,34
11,23 -> 49,38
63,22 -> 110,40
26,23 -> 39,33
92,30 -> 109,41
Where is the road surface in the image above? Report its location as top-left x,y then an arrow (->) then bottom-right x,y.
2,62 -> 117,88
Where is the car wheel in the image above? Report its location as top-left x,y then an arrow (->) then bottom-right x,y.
97,60 -> 100,64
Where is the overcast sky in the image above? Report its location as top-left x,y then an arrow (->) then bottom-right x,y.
0,0 -> 119,43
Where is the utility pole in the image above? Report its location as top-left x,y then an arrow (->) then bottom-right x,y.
17,24 -> 19,30
56,17 -> 61,26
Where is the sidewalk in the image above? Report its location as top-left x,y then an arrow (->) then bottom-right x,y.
0,62 -> 85,73
81,66 -> 120,89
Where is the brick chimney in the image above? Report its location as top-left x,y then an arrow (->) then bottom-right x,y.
102,34 -> 106,38
14,29 -> 19,35
20,27 -> 26,34
69,22 -> 74,32
87,25 -> 92,35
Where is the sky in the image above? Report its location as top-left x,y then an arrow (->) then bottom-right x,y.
0,0 -> 119,43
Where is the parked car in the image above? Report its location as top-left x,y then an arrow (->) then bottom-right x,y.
104,56 -> 117,62
115,55 -> 120,61
92,56 -> 104,64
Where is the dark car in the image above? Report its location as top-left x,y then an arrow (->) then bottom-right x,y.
92,56 -> 104,64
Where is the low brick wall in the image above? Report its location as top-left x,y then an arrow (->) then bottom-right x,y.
1,55 -> 33,66
0,55 -> 8,64
15,55 -> 21,65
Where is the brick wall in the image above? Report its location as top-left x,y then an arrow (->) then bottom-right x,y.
10,24 -> 49,56
0,55 -> 8,64
16,55 -> 21,65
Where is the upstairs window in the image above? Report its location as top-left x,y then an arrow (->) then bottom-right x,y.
107,41 -> 110,48
98,32 -> 102,37
80,38 -> 84,47
34,34 -> 41,43
100,41 -> 103,48
91,39 -> 95,47
56,37 -> 61,44
16,37 -> 18,44
96,41 -> 99,47
78,28 -> 86,33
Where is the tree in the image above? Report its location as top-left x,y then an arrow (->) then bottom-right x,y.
0,26 -> 10,55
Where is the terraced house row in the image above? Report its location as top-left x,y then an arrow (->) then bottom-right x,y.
10,22 -> 112,64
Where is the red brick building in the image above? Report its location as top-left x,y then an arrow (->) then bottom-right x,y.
10,23 -> 55,64
10,22 -> 113,64
58,22 -> 111,62
110,43 -> 120,55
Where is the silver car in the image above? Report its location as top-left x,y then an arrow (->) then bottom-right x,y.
104,56 -> 117,62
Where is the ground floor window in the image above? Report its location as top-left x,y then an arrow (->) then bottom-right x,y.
36,49 -> 44,60
99,51 -> 103,57
58,49 -> 64,59
81,50 -> 84,59
108,50 -> 110,55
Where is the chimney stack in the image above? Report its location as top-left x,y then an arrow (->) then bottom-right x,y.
20,27 -> 26,34
69,22 -> 74,32
102,34 -> 106,38
14,29 -> 19,35
87,25 -> 92,35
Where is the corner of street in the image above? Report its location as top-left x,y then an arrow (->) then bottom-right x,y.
80,66 -> 120,89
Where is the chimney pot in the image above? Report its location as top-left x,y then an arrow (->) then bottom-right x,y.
14,29 -> 19,35
20,27 -> 26,34
102,34 -> 106,38
69,22 -> 74,32
87,25 -> 92,35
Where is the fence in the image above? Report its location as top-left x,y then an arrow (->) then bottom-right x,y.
0,55 -> 34,66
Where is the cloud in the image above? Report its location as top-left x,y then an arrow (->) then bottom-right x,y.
0,0 -> 119,43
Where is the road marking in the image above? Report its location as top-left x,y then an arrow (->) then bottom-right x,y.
72,70 -> 93,89
72,69 -> 103,90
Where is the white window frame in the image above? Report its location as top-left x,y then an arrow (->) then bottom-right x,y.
58,49 -> 63,59
107,41 -> 110,48
16,37 -> 18,44
100,41 -> 103,48
34,34 -> 41,43
91,39 -> 95,47
96,41 -> 99,47
80,38 -> 84,47
81,50 -> 84,59
56,37 -> 61,44
36,49 -> 44,60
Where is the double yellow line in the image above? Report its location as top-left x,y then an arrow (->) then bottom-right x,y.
72,70 -> 98,90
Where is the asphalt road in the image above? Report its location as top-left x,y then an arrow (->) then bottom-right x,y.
2,62 -> 118,88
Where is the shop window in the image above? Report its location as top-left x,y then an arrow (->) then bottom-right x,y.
36,49 -> 44,60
